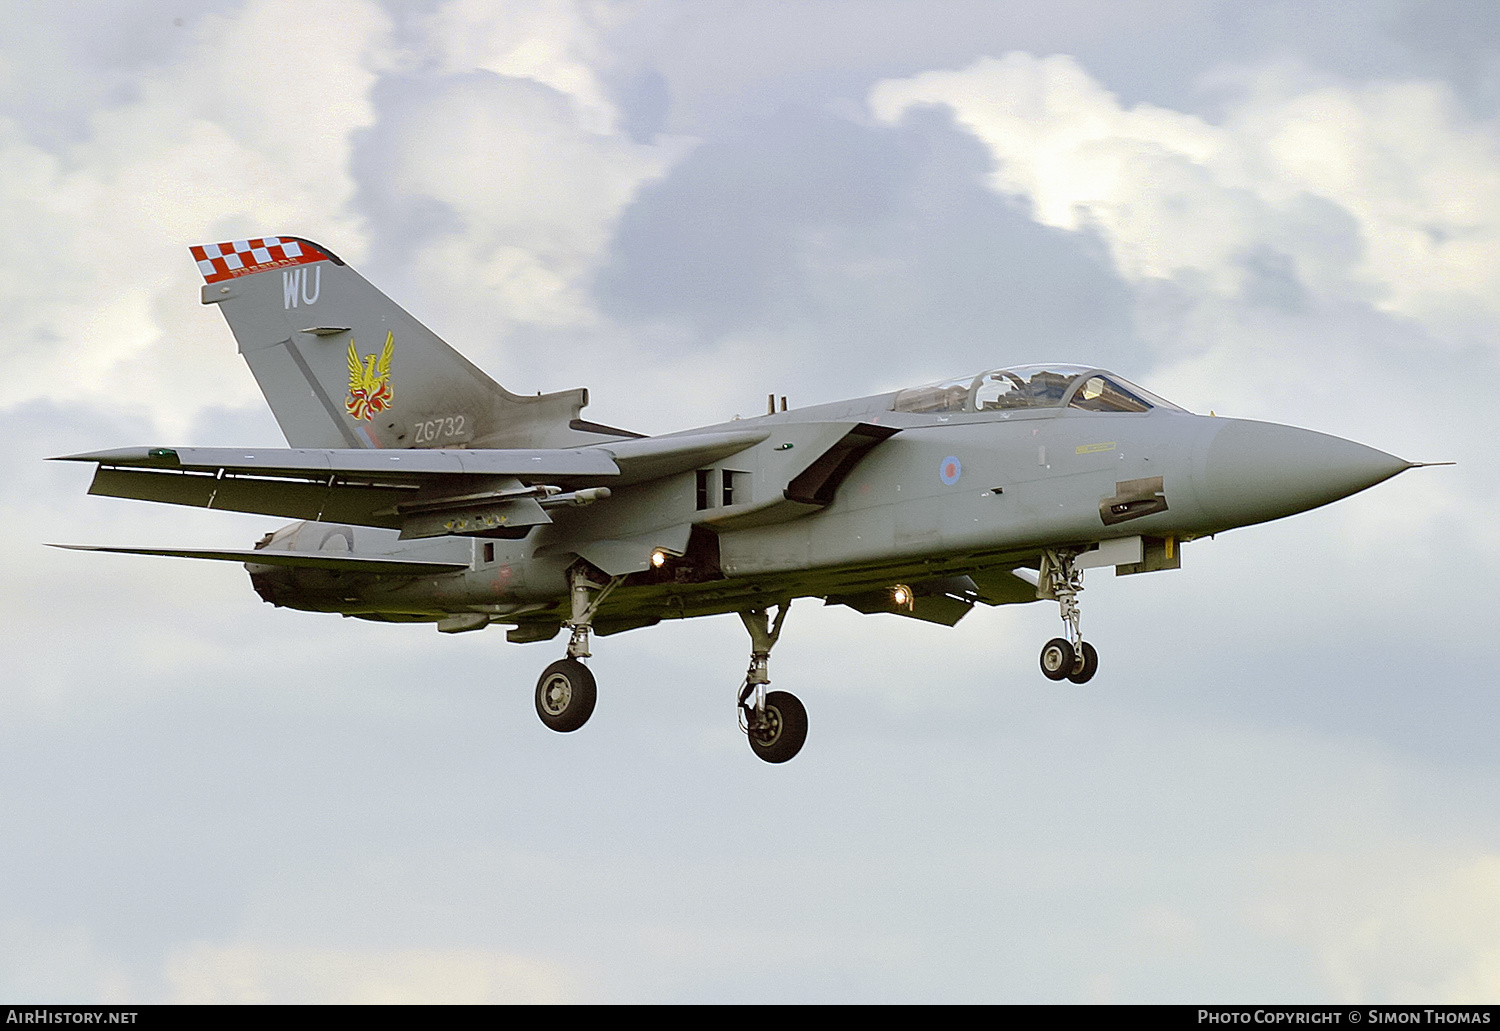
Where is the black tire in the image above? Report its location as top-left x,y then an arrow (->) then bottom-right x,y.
1066,641 -> 1099,684
1040,638 -> 1075,681
748,690 -> 808,764
535,658 -> 597,732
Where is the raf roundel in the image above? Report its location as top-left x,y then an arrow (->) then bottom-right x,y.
939,455 -> 962,486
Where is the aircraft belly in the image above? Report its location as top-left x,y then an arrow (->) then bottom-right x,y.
719,526 -> 812,576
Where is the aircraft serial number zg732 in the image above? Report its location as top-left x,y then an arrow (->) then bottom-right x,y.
56,236 -> 1427,763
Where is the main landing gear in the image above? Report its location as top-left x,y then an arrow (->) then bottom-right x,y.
736,603 -> 808,764
534,565 -> 622,733
529,569 -> 809,763
1037,549 -> 1099,684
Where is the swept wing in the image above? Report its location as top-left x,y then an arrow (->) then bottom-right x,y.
53,429 -> 769,533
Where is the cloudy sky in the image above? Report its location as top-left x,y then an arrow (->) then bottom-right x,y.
3,0 -> 1498,1003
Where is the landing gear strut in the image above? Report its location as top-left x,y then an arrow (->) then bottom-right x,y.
736,602 -> 808,763
1037,549 -> 1099,684
533,564 -> 622,733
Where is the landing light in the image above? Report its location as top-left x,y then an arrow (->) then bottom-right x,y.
891,584 -> 913,610
651,549 -> 667,568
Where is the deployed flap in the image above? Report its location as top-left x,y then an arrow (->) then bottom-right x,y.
49,544 -> 467,575
84,465 -> 417,527
192,235 -> 635,450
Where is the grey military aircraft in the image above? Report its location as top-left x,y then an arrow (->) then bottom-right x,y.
56,236 -> 1427,763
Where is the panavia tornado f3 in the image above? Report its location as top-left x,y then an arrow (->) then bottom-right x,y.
55,236 -> 1433,763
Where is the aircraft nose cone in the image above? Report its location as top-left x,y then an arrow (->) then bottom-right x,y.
1196,418 -> 1409,529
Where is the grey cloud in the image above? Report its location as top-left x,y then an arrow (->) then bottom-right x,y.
1386,0 -> 1500,116
628,0 -> 1498,128
350,71 -> 534,287
0,1 -> 241,149
1235,246 -> 1311,312
594,105 -> 1147,394
613,67 -> 672,145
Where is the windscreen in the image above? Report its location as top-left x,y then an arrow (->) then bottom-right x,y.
892,365 -> 1184,414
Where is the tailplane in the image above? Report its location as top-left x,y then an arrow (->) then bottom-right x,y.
193,237 -> 638,449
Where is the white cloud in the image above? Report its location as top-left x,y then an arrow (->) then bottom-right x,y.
0,0 -> 392,435
0,0 -> 692,437
373,1 -> 693,372
1250,851 -> 1500,1003
420,0 -> 634,135
386,73 -> 689,340
869,53 -> 1500,337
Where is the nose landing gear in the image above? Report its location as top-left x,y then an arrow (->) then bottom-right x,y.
736,603 -> 808,763
1038,549 -> 1099,684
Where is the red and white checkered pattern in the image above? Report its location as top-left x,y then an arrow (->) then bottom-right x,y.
189,237 -> 328,283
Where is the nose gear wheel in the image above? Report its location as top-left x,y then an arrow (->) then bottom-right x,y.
1040,637 -> 1075,681
1066,641 -> 1099,684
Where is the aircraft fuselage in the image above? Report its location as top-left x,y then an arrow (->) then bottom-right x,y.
246,395 -> 1408,636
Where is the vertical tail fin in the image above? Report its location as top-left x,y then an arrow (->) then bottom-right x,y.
193,237 -> 638,449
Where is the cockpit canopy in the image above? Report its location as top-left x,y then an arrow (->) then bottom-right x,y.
891,364 -> 1186,415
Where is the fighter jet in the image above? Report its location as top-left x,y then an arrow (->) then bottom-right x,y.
55,236 -> 1428,763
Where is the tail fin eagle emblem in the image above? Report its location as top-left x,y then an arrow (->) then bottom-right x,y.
346,332 -> 395,421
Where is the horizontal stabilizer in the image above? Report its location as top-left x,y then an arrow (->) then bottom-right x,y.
49,544 -> 467,575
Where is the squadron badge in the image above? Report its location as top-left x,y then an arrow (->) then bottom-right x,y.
346,331 -> 394,421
